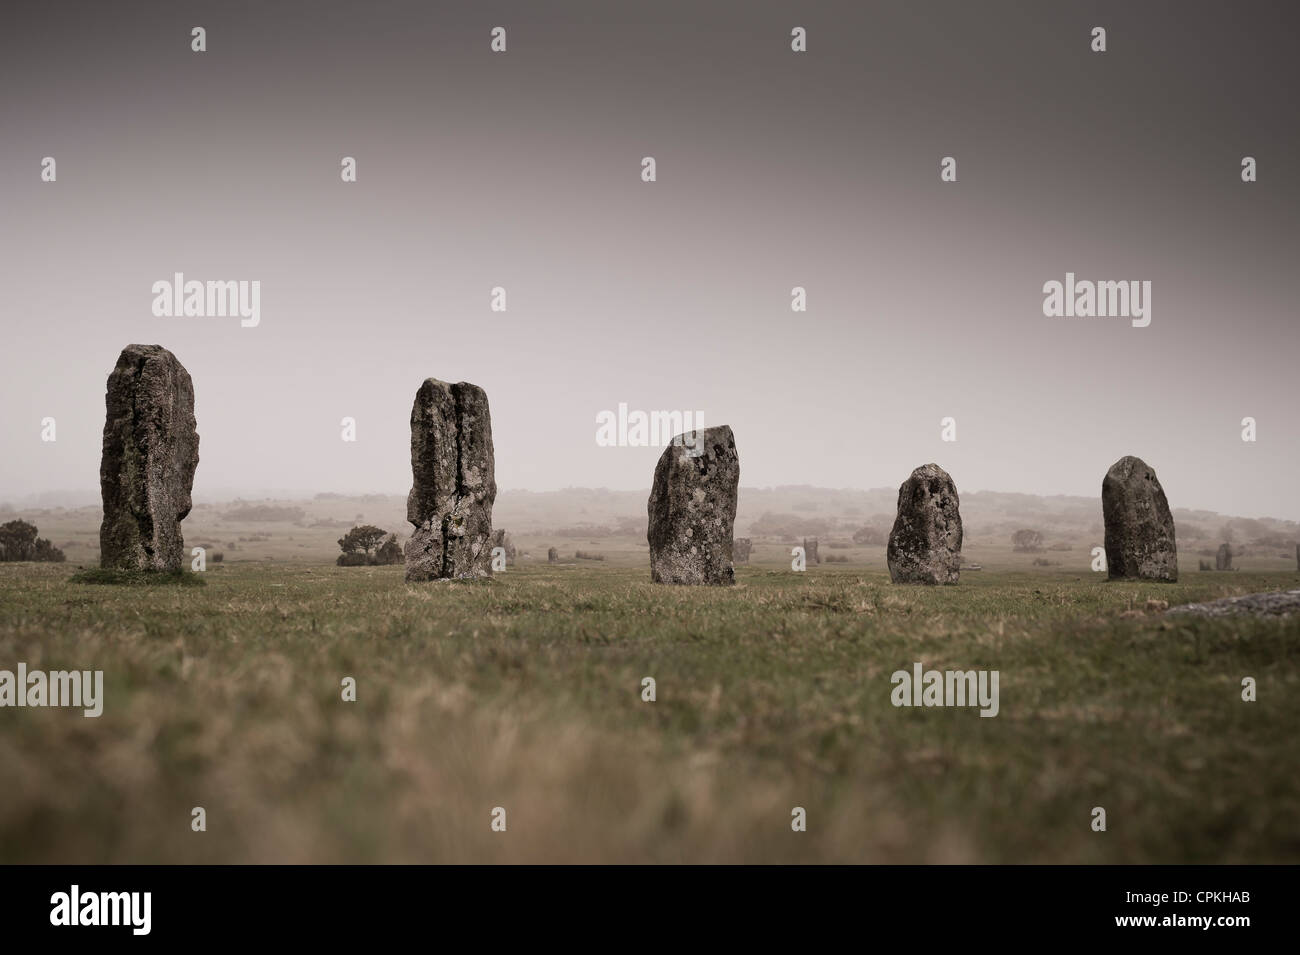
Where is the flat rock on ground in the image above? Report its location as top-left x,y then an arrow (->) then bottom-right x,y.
1166,589 -> 1300,618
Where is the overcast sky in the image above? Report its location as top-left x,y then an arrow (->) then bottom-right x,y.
3,1 -> 1297,518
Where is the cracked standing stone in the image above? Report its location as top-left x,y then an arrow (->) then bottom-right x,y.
404,379 -> 496,581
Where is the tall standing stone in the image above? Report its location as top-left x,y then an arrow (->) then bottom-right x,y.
733,537 -> 752,563
404,379 -> 496,581
887,464 -> 962,584
1215,542 -> 1233,571
1101,455 -> 1177,582
803,537 -> 821,565
647,426 -> 739,585
99,345 -> 199,571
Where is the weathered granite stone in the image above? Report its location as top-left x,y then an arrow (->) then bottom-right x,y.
1215,542 -> 1233,571
647,426 -> 739,585
99,345 -> 199,571
404,379 -> 496,581
547,547 -> 559,564
887,464 -> 962,584
803,537 -> 821,565
1102,456 -> 1177,582
733,537 -> 752,563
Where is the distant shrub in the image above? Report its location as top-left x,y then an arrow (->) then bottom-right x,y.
1031,557 -> 1058,567
575,550 -> 605,561
212,552 -> 224,563
823,554 -> 849,563
338,525 -> 387,557
0,519 -> 66,563
337,526 -> 403,566
1012,530 -> 1044,553
374,534 -> 403,565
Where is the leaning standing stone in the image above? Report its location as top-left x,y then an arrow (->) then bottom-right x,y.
99,345 -> 199,571
647,426 -> 740,585
404,379 -> 496,581
1101,455 -> 1177,582
887,464 -> 962,584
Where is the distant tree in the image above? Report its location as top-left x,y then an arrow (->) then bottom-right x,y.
31,537 -> 66,563
374,534 -> 403,566
1011,529 -> 1044,552
0,520 -> 38,561
338,525 -> 388,559
0,520 -> 65,562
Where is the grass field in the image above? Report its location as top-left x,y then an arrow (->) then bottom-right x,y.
1,556 -> 1297,864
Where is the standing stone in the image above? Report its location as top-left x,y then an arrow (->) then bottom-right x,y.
491,528 -> 516,561
1101,455 -> 1177,582
404,379 -> 496,581
99,345 -> 199,571
1295,543 -> 1299,572
733,537 -> 752,563
647,426 -> 740,585
547,547 -> 559,564
1215,542 -> 1233,571
803,537 -> 821,565
887,464 -> 962,585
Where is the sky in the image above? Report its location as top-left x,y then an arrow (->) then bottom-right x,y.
3,0 -> 1298,518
